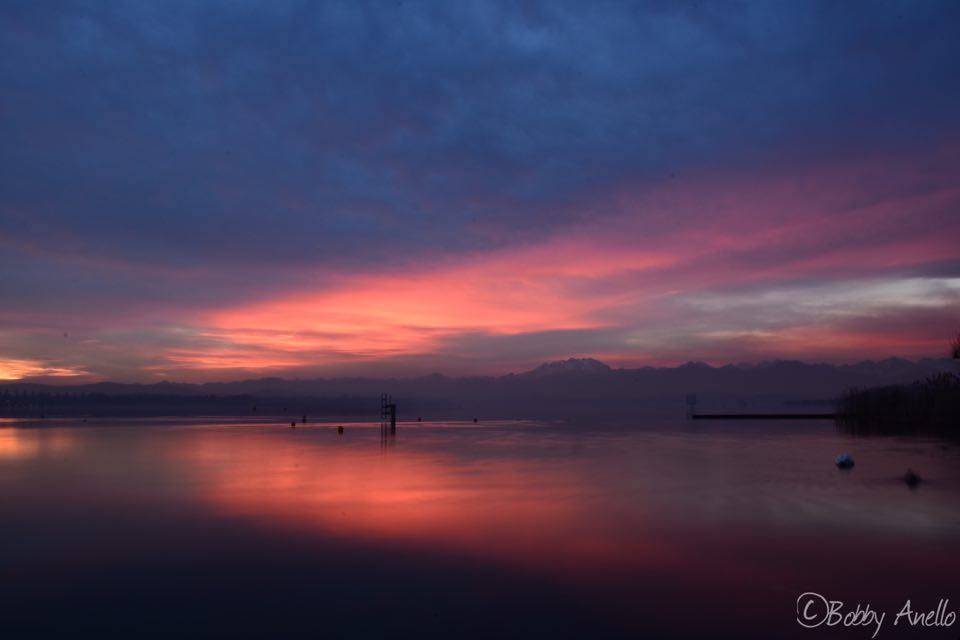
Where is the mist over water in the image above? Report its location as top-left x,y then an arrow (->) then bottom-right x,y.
2,419 -> 959,638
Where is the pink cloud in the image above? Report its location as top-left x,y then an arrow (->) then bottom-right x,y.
4,142 -> 959,380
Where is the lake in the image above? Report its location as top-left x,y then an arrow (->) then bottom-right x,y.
2,418 -> 959,639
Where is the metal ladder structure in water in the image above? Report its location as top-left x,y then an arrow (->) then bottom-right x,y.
380,393 -> 397,438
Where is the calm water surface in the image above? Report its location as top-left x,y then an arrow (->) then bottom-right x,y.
2,418 -> 959,639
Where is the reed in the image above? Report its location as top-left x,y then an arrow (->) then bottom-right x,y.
836,372 -> 960,436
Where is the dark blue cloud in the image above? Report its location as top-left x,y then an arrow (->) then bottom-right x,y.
2,0 -> 960,364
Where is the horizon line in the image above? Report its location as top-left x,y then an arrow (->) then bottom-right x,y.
3,354 -> 956,387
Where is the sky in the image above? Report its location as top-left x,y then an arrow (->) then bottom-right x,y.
1,0 -> 959,382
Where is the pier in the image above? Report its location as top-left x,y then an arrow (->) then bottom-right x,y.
691,412 -> 838,420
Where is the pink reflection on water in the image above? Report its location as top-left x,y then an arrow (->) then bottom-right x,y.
0,427 -> 75,459
176,426 -> 682,580
4,420 -> 960,638
164,422 -> 960,637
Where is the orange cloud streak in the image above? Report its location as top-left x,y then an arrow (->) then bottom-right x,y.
0,358 -> 88,381
200,237 -> 679,367
9,144 -> 956,380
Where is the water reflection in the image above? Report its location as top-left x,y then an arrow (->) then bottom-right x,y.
2,420 -> 959,639
0,426 -> 74,459
177,426 -> 658,578
172,422 -> 960,566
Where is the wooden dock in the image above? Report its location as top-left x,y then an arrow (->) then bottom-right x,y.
691,412 -> 837,420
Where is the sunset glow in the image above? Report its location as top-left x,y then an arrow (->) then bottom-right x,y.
1,3 -> 959,381
3,6 -> 960,639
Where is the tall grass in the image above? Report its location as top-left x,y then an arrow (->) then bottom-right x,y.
836,372 -> 960,437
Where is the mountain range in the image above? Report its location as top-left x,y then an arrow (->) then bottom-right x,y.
2,357 -> 956,419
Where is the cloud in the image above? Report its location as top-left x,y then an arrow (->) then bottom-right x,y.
1,1 -> 960,380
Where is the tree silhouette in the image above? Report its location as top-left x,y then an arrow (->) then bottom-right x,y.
953,331 -> 960,360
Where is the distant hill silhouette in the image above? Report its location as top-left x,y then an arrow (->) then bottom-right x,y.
2,357 -> 956,419
521,357 -> 612,377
